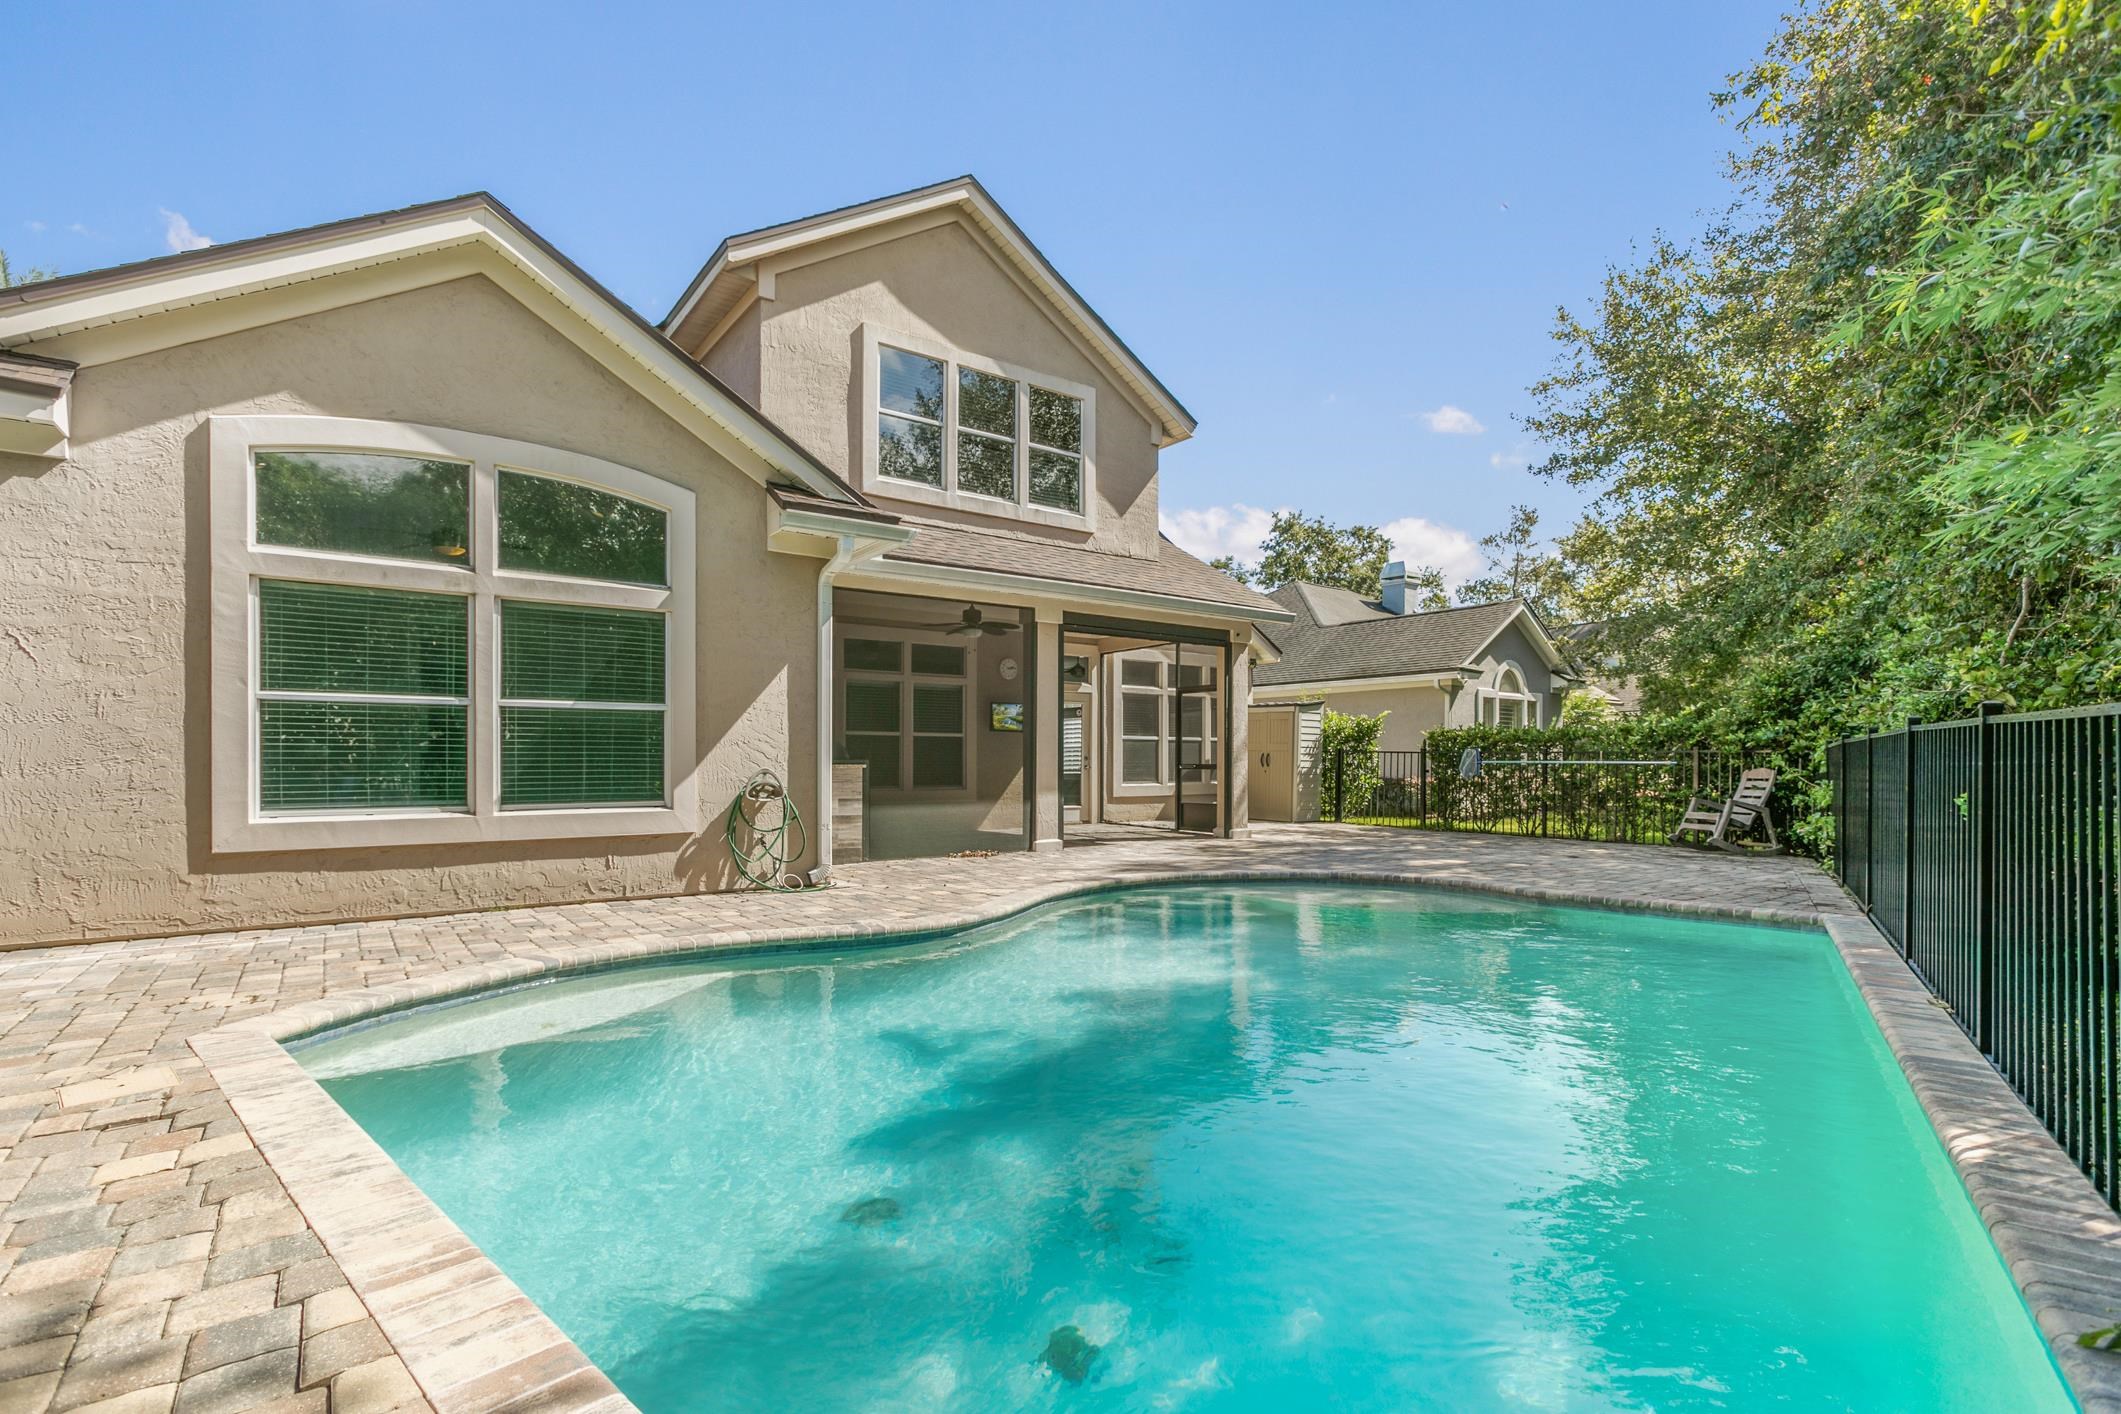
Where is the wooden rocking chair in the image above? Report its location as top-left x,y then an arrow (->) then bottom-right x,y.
1671,768 -> 1780,852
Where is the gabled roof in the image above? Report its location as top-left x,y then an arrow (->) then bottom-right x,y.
1252,583 -> 1568,687
0,192 -> 869,507
661,175 -> 1197,446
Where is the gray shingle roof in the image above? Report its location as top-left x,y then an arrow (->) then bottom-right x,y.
880,520 -> 1287,616
1251,583 -> 1528,685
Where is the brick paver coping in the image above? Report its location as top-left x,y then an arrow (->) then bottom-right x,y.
2,825 -> 2114,1410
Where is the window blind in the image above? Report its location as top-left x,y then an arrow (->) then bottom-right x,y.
499,601 -> 665,806
255,580 -> 468,812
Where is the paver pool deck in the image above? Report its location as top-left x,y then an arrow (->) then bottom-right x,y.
2,823 -> 2116,1412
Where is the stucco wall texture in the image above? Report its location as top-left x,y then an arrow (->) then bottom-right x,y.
0,273 -> 818,947
741,220 -> 1164,561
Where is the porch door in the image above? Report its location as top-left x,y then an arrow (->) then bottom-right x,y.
1173,662 -> 1219,833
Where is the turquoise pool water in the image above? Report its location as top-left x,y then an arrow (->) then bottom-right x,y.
301,884 -> 2069,1411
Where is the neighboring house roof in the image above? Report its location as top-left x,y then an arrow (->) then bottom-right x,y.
1252,584 -> 1569,687
867,520 -> 1290,621
0,192 -> 870,508
660,175 -> 1197,447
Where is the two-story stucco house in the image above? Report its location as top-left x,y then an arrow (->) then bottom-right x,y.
0,178 -> 1289,947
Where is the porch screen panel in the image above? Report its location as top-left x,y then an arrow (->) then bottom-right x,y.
499,601 -> 665,806
256,580 -> 469,811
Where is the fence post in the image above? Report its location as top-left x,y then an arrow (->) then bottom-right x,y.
1417,747 -> 1428,824
1903,717 -> 1917,957
1975,700 -> 2002,1053
1539,757 -> 1550,837
1865,728 -> 1877,915
1331,745 -> 1344,822
1690,745 -> 1701,795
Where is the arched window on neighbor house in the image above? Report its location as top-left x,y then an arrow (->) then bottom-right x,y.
1489,664 -> 1537,728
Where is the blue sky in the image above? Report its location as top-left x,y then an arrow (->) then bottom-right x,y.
11,1 -> 1782,584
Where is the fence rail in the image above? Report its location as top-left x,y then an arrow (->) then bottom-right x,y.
1828,703 -> 2121,1209
1327,745 -> 1777,846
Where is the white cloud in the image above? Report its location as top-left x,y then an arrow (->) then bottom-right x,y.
159,208 -> 213,252
1419,405 -> 1485,436
1489,451 -> 1526,470
1382,516 -> 1483,587
24,220 -> 46,233
1160,502 -> 1283,567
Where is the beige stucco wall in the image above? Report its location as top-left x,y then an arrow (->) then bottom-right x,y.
0,272 -> 819,947
718,219 -> 1163,560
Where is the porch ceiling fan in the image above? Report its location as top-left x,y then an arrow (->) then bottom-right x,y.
922,604 -> 1018,636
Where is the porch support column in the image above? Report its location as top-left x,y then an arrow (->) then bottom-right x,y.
1031,607 -> 1064,853
1226,631 -> 1251,839
808,535 -> 858,884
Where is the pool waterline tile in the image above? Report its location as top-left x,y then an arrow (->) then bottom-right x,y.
2,825 -> 2113,1410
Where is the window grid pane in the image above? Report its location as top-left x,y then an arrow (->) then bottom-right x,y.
846,639 -> 903,673
909,643 -> 966,676
911,736 -> 963,789
259,701 -> 467,811
957,368 -> 1017,438
1122,691 -> 1163,738
1029,450 -> 1080,512
498,471 -> 667,586
1121,738 -> 1160,785
912,683 -> 963,736
259,581 -> 467,698
500,707 -> 662,806
880,347 -> 945,418
957,432 -> 1014,501
844,680 -> 901,733
879,412 -> 944,487
501,602 -> 664,704
1029,387 -> 1081,453
254,451 -> 470,566
1120,659 -> 1161,688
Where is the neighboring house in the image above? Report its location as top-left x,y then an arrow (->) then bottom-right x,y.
0,178 -> 1288,947
1248,562 -> 1578,758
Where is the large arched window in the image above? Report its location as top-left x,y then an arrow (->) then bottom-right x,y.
209,416 -> 697,851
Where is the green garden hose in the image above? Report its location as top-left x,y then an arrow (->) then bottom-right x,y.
724,769 -> 813,890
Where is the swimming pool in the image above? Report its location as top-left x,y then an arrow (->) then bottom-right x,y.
299,884 -> 2069,1410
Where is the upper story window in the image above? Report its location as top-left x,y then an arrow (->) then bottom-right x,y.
210,416 -> 698,853
862,327 -> 1095,530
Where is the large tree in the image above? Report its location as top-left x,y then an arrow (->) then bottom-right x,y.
1528,0 -> 2120,746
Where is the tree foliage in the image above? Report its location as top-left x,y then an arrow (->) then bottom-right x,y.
1530,0 -> 2121,761
1214,511 -> 1395,595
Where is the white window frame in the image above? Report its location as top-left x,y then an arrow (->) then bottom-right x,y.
1115,653 -> 1167,790
1482,662 -> 1539,728
836,626 -> 973,796
209,415 -> 698,853
856,323 -> 1096,531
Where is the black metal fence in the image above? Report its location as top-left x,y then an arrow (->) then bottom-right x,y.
1828,703 -> 2121,1209
1328,746 -> 1774,845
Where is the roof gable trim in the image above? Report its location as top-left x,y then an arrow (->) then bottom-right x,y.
0,197 -> 864,507
665,177 -> 1196,446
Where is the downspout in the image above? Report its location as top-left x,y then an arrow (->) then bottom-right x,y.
810,533 -> 860,885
